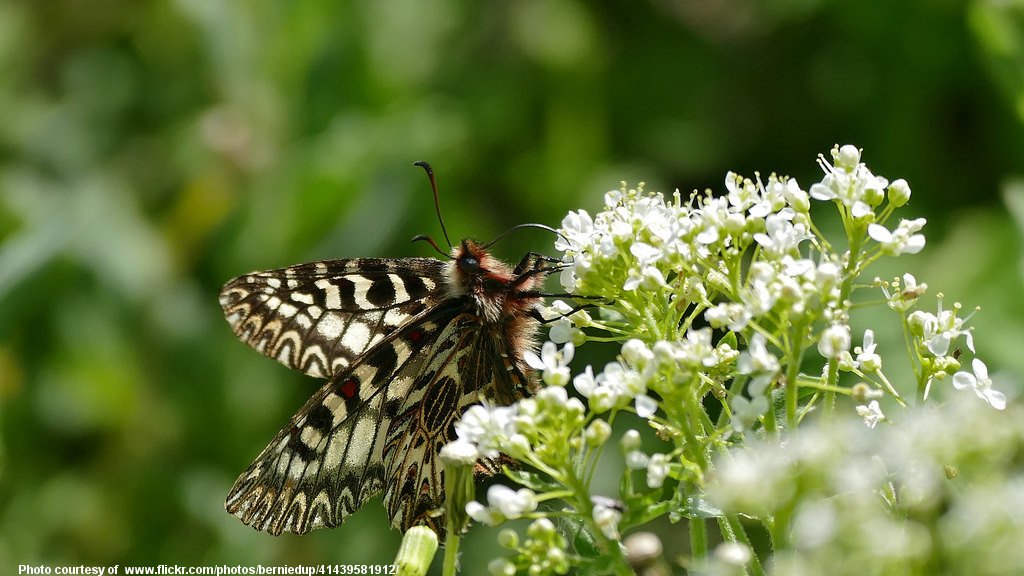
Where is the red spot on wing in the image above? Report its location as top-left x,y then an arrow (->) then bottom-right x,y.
340,377 -> 359,399
408,329 -> 423,343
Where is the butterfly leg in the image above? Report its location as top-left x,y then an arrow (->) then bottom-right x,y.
512,252 -> 563,275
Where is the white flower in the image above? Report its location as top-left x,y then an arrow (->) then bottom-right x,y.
753,213 -> 809,255
592,500 -> 623,540
737,333 -> 780,375
855,329 -> 882,372
453,403 -> 518,458
559,255 -> 584,292
548,316 -> 576,345
524,341 -> 575,387
556,209 -> 595,252
466,485 -> 538,526
914,304 -> 974,357
573,365 -> 597,397
731,394 -> 769,432
936,307 -> 975,354
868,218 -> 927,255
742,278 -> 776,317
678,328 -> 717,368
726,171 -> 755,211
543,300 -> 585,345
466,501 -> 500,526
647,453 -> 670,488
590,386 -> 619,413
489,485 -> 537,519
885,273 -> 927,311
953,359 -> 1007,410
901,273 -> 926,299
809,145 -> 882,220
818,323 -> 851,360
466,486 -> 537,526
439,439 -> 479,466
630,241 -> 662,266
600,360 -> 646,399
856,400 -> 885,428
635,394 -> 658,419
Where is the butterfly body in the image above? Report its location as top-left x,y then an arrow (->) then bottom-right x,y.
220,238 -> 551,535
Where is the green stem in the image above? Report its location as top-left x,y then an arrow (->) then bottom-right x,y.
691,517 -> 708,563
784,326 -> 806,430
443,532 -> 459,576
762,396 -> 779,438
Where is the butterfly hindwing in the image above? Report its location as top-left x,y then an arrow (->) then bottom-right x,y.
225,302 -> 461,535
219,258 -> 446,378
382,313 -> 536,532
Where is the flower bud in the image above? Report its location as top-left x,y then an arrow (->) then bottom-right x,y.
621,429 -> 642,452
836,144 -> 861,170
507,434 -> 532,459
888,178 -> 911,207
863,183 -> 885,207
497,528 -> 519,549
850,382 -> 881,403
439,440 -> 479,466
622,339 -> 653,367
527,518 -> 557,539
585,419 -> 612,447
784,179 -> 810,212
488,558 -> 516,576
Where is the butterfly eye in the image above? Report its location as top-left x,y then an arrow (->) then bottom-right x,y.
459,255 -> 481,274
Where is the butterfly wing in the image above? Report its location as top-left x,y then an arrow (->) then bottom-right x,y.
225,301 -> 463,535
219,258 -> 446,378
382,313 -> 538,532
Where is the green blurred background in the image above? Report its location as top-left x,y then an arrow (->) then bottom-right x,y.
3,0 -> 1024,572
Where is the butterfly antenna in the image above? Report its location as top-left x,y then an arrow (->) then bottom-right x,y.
483,222 -> 570,249
414,161 -> 453,249
411,234 -> 452,258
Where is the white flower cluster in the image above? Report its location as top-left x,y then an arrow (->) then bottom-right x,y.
708,400 -> 1024,575
571,333 -> 741,420
555,173 -> 816,304
548,146 -> 924,434
441,146 -> 1010,576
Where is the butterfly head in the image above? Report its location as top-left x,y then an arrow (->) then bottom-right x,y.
449,239 -> 511,287
443,239 -> 547,324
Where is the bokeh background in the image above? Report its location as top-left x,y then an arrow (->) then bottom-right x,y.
3,0 -> 1024,572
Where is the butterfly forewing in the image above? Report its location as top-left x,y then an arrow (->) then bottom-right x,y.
219,258 -> 446,378
221,240 -> 551,535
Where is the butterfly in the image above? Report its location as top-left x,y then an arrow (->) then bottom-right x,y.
219,163 -> 560,535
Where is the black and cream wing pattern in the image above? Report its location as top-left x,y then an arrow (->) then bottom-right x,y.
219,243 -> 549,535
